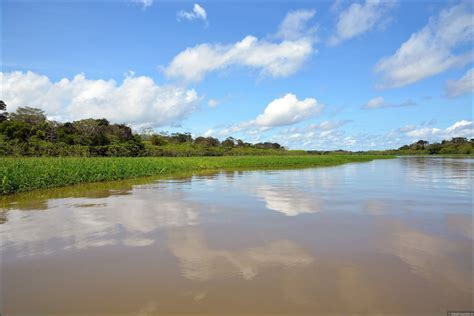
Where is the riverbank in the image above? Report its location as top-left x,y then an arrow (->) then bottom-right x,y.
0,155 -> 393,194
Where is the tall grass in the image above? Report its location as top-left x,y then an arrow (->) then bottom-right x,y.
0,155 -> 393,194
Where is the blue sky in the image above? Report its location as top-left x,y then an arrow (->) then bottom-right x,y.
1,0 -> 473,150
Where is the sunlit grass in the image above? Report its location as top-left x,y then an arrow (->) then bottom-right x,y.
0,155 -> 393,194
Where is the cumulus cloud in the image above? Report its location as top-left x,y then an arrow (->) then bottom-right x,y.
134,0 -> 153,10
0,71 -> 200,128
362,96 -> 416,109
165,10 -> 317,83
177,3 -> 208,24
329,0 -> 396,46
375,3 -> 474,88
445,68 -> 474,98
405,120 -> 473,141
203,94 -> 323,139
254,93 -> 322,128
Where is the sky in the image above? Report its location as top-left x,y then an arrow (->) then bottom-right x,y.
1,0 -> 473,150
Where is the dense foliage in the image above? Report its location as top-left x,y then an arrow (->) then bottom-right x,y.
0,155 -> 392,194
0,103 -> 288,157
368,138 -> 474,155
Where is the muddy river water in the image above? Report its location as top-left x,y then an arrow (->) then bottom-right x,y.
1,157 -> 473,315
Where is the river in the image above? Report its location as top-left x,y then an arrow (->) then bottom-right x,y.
1,157 -> 472,315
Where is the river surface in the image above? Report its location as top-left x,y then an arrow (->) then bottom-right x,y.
1,157 -> 473,316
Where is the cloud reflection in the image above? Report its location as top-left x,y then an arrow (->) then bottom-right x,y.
0,188 -> 204,257
377,218 -> 472,293
168,229 -> 314,281
255,185 -> 321,216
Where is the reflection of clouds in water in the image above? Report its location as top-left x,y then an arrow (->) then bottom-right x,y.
377,218 -> 472,292
402,158 -> 473,191
255,185 -> 320,216
168,229 -> 314,281
236,169 -> 332,216
0,189 -> 204,257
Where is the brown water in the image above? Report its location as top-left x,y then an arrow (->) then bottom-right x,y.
1,157 -> 473,316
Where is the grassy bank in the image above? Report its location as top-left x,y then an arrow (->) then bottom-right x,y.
0,155 -> 393,195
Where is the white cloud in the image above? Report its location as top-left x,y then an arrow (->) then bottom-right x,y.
375,3 -> 474,88
0,71 -> 200,128
405,120 -> 473,141
177,3 -> 208,24
134,0 -> 153,10
207,98 -> 218,107
276,9 -> 317,41
271,121 -> 354,151
273,118 -> 473,151
362,96 -> 416,109
445,68 -> 474,98
203,94 -> 323,139
165,10 -> 317,83
254,93 -> 323,128
282,119 -> 352,134
329,0 -> 396,46
242,94 -> 323,132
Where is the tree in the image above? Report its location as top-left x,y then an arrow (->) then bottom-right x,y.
108,124 -> 133,142
150,134 -> 168,146
194,136 -> 220,147
255,142 -> 283,149
9,107 -> 47,125
171,132 -> 192,143
236,139 -> 246,147
0,101 -> 7,122
427,143 -> 442,154
72,119 -> 110,146
451,137 -> 467,144
222,137 -> 235,148
412,140 -> 429,150
205,137 -> 220,147
194,136 -> 207,145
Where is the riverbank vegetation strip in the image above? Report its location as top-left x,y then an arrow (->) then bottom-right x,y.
1,155 -> 392,194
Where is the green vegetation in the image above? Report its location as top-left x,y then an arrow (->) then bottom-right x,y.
1,101 -> 470,194
368,138 -> 474,155
0,103 -> 291,157
0,155 -> 392,194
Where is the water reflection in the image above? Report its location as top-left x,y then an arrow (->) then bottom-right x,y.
1,187 -> 206,257
1,157 -> 473,315
375,217 -> 472,294
168,229 -> 314,281
255,185 -> 321,216
401,157 -> 473,191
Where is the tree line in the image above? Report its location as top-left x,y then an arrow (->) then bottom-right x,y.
0,101 -> 471,157
394,138 -> 473,155
0,102 -> 287,157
